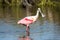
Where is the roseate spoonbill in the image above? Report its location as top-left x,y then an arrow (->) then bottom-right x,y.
17,8 -> 45,26
17,8 -> 45,36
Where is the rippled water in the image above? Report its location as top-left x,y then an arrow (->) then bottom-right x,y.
0,6 -> 60,40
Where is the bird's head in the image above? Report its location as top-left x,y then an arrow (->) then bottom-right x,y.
38,8 -> 45,17
38,8 -> 41,11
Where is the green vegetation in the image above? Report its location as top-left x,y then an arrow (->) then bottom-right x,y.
0,0 -> 60,12
0,0 -> 22,6
0,0 -> 59,6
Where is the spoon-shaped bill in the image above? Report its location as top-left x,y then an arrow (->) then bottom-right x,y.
41,13 -> 45,17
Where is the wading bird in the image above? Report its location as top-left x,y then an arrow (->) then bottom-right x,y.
17,8 -> 45,36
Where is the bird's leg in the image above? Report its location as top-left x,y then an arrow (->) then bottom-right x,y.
26,25 -> 30,36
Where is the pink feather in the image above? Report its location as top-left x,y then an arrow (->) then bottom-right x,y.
17,18 -> 33,25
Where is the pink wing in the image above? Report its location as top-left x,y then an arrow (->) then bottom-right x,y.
17,17 -> 33,25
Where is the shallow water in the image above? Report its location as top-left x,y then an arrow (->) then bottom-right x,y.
0,6 -> 60,40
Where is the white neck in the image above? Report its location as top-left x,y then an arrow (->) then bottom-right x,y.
35,9 -> 40,18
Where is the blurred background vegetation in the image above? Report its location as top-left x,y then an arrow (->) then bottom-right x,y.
0,0 -> 60,12
0,0 -> 60,6
0,0 -> 60,13
0,0 -> 60,8
0,0 -> 60,24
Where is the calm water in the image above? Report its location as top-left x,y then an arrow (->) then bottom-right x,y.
0,6 -> 60,40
